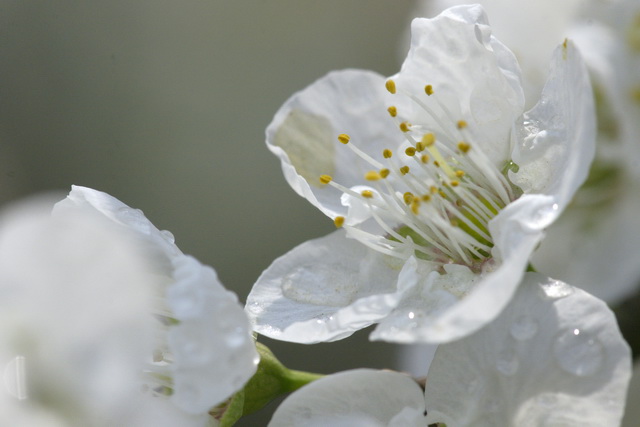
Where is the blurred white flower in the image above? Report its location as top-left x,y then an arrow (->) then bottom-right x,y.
417,0 -> 640,304
268,273 -> 631,427
0,186 -> 259,425
247,5 -> 595,344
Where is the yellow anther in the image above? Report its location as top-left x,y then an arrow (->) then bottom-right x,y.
338,134 -> 351,144
385,80 -> 397,94
433,161 -> 440,168
455,170 -> 465,178
457,142 -> 471,153
379,168 -> 390,178
438,190 -> 447,198
457,120 -> 468,129
450,180 -> 460,187
319,174 -> 333,184
421,194 -> 431,202
334,216 -> 345,228
400,166 -> 410,175
361,190 -> 374,198
422,133 -> 435,146
415,142 -> 425,152
425,85 -> 434,96
400,122 -> 411,133
420,154 -> 429,163
403,192 -> 414,204
365,171 -> 382,181
387,106 -> 397,117
430,186 -> 438,194
405,147 -> 416,156
411,200 -> 421,214
383,149 -> 393,158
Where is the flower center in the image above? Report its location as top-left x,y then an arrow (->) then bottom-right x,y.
319,81 -> 518,270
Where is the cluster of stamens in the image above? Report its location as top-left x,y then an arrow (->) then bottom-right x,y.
319,80 -> 517,269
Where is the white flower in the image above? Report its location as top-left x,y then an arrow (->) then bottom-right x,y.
54,185 -> 260,418
0,186 -> 259,425
0,196 -> 200,426
268,273 -> 632,427
247,5 -> 594,344
417,0 -> 640,304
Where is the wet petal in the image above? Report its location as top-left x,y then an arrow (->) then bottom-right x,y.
424,272 -> 631,426
246,230 -> 407,343
268,369 -> 425,427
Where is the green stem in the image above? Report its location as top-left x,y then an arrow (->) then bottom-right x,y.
283,369 -> 325,392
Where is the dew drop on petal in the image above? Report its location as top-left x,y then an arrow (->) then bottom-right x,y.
160,229 -> 175,244
495,348 -> 519,376
553,328 -> 605,376
510,316 -> 538,341
540,279 -> 573,299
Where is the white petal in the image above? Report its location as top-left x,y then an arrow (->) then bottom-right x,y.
167,256 -> 259,414
246,230 -> 406,343
0,197 -> 157,425
392,4 -> 524,167
268,369 -> 425,427
532,180 -> 640,303
55,186 -> 259,415
510,40 -> 596,210
371,195 -> 549,343
423,272 -> 631,426
266,69 -> 399,220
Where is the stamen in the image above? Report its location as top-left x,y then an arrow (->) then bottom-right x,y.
319,174 -> 332,184
385,80 -> 397,94
400,166 -> 410,175
387,106 -> 398,117
457,120 -> 468,129
380,168 -> 390,178
457,142 -> 471,153
365,171 -> 382,181
383,149 -> 393,158
338,134 -> 350,144
361,190 -> 374,198
424,85 -> 434,96
400,122 -> 411,133
405,147 -> 416,156
334,216 -> 345,228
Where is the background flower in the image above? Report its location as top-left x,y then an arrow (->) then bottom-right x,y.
267,273 -> 631,426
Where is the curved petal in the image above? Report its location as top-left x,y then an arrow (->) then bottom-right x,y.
246,230 -> 407,343
266,69 -> 401,220
54,186 -> 259,415
370,194 -> 550,343
510,39 -> 596,210
424,272 -> 631,426
391,4 -> 524,167
268,369 -> 426,427
533,179 -> 640,303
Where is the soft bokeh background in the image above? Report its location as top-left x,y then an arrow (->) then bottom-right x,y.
3,1 -> 639,425
0,1 -> 417,424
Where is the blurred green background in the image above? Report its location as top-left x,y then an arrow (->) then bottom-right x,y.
0,1 -> 417,424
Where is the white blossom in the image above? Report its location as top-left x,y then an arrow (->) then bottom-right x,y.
247,5 -> 595,344
268,273 -> 631,426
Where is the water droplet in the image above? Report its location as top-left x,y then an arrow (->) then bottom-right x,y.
541,279 -> 573,299
160,229 -> 175,244
510,316 -> 538,341
554,329 -> 605,376
495,348 -> 519,376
